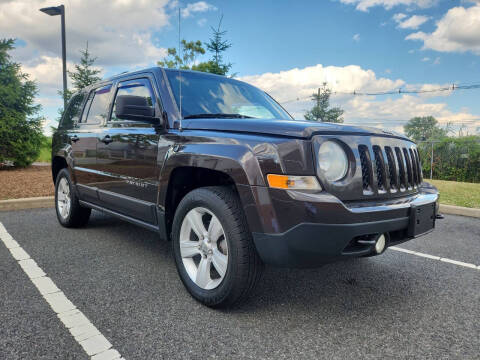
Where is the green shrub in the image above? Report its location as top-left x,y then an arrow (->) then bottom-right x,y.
418,136 -> 480,183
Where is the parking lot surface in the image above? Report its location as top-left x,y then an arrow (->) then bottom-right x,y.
0,208 -> 479,359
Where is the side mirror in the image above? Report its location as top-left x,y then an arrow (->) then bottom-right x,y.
115,95 -> 157,122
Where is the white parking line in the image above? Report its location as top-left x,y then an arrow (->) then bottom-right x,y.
390,246 -> 480,270
0,222 -> 125,360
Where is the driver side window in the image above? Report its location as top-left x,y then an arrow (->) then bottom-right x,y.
110,78 -> 155,122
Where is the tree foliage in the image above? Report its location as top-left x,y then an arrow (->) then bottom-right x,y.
403,116 -> 447,142
56,43 -> 101,127
0,39 -> 44,167
158,40 -> 206,70
418,135 -> 480,183
304,83 -> 344,123
157,16 -> 232,76
68,42 -> 101,92
203,15 -> 232,75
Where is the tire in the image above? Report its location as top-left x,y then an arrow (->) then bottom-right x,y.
55,168 -> 91,228
172,186 -> 263,308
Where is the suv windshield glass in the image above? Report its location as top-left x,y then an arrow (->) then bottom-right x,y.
165,69 -> 292,120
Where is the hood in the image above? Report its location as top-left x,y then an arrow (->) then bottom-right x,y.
180,118 -> 411,141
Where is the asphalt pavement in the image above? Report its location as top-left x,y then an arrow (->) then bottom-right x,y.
0,208 -> 479,359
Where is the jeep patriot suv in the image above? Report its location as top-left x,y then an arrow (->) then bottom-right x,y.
52,67 -> 439,307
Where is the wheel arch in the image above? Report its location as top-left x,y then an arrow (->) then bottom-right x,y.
159,149 -> 266,240
52,156 -> 68,183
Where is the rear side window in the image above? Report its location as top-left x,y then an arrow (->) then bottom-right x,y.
60,92 -> 86,129
82,85 -> 112,124
110,78 -> 155,122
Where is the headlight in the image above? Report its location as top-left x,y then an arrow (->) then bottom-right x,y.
317,141 -> 348,182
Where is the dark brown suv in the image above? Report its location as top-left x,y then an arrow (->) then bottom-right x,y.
51,67 -> 439,307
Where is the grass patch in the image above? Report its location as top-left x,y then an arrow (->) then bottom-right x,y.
429,179 -> 480,209
36,137 -> 52,162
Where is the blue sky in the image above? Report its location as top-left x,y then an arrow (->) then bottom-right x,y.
2,0 -> 479,134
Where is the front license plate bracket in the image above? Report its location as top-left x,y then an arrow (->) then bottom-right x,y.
407,203 -> 436,237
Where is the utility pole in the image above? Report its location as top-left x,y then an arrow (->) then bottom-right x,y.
316,87 -> 320,122
430,141 -> 434,180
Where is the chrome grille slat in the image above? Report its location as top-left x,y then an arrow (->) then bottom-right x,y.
385,147 -> 398,191
394,147 -> 407,190
409,148 -> 418,186
402,148 -> 413,188
373,145 -> 385,191
358,145 -> 372,191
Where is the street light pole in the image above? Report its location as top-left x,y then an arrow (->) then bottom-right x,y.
40,4 -> 67,110
60,5 -> 67,111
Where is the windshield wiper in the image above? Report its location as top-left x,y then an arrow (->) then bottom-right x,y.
183,113 -> 254,119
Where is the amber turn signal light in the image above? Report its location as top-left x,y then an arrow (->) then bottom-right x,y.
267,174 -> 322,190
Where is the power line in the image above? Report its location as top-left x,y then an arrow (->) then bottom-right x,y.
279,82 -> 480,104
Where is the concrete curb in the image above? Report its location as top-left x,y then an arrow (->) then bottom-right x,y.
439,204 -> 480,219
0,196 -> 478,219
0,196 -> 54,211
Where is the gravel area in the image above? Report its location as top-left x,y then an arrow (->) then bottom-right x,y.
0,166 -> 54,200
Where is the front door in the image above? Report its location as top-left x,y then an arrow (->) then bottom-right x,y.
96,77 -> 163,224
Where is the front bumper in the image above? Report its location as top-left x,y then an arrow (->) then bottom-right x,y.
250,183 -> 439,268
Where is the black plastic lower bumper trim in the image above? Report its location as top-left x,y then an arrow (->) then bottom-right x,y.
252,217 -> 410,268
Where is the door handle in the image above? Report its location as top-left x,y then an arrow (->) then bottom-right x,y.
69,135 -> 80,143
101,135 -> 113,144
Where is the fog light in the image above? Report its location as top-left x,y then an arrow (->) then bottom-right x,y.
375,234 -> 386,254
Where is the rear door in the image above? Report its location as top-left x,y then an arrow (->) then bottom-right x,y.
70,84 -> 113,203
95,76 -> 162,224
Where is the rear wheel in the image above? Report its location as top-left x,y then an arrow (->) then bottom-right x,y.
55,168 -> 91,228
172,186 -> 263,308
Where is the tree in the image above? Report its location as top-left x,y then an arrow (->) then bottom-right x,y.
403,116 -> 446,142
304,83 -> 344,123
157,16 -> 233,76
55,43 -> 101,128
158,40 -> 206,70
68,42 -> 101,93
0,39 -> 44,167
203,15 -> 232,75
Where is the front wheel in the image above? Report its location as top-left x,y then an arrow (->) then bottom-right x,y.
172,186 -> 263,308
55,168 -> 91,228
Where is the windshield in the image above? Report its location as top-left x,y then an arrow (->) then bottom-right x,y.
164,69 -> 292,120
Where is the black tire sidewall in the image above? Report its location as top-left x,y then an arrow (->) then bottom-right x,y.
55,168 -> 75,226
172,188 -> 243,306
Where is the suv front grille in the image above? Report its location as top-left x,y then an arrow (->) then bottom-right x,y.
359,143 -> 422,195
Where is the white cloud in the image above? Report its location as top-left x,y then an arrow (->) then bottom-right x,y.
240,64 -> 479,134
21,56 -> 73,95
0,0 -> 170,67
181,1 -> 217,18
197,18 -> 208,26
421,57 -> 430,62
340,0 -> 437,12
393,13 -> 407,21
353,33 -> 361,42
433,56 -> 441,64
406,4 -> 480,54
241,63 -> 405,104
394,14 -> 430,29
